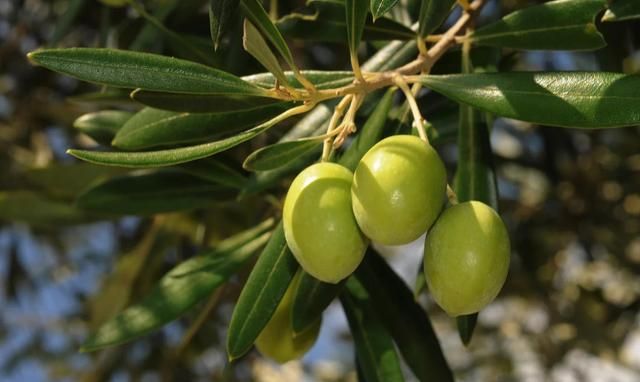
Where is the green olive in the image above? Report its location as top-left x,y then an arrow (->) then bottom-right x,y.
351,135 -> 447,245
423,201 -> 510,317
283,162 -> 367,283
255,273 -> 321,363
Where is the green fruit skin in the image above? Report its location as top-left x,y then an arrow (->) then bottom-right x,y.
255,273 -> 321,363
424,201 -> 510,317
351,135 -> 447,245
283,162 -> 367,284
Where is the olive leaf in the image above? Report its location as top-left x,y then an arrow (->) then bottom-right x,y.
418,0 -> 456,38
241,0 -> 298,71
81,220 -> 274,352
341,277 -> 405,382
243,20 -> 290,87
28,48 -> 270,96
357,251 -> 454,382
469,0 -> 606,51
370,0 -> 399,21
291,272 -> 344,334
277,1 -> 415,42
345,0 -> 369,59
602,0 -> 640,22
226,222 -> 299,360
418,72 -> 640,128
73,110 -> 133,145
130,91 -> 285,114
179,158 -> 248,189
112,103 -> 290,150
67,106 -> 300,168
243,136 -> 325,172
210,0 -> 239,50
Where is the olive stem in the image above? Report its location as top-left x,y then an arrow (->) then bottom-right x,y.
394,74 -> 429,144
446,184 -> 459,205
322,95 -> 354,161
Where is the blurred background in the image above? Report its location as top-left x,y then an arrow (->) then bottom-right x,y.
1,0 -> 640,381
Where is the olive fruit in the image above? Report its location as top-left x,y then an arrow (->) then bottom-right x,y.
423,201 -> 510,317
351,135 -> 447,245
255,273 -> 321,363
283,162 -> 367,284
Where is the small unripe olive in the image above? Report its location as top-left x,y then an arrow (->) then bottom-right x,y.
255,273 -> 320,363
283,162 -> 367,284
351,135 -> 447,245
423,201 -> 510,317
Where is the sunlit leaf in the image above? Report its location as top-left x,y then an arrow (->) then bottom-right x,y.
469,0 -> 606,50
227,222 -> 299,360
418,72 -> 640,128
81,220 -> 274,351
243,20 -> 290,86
241,0 -> 297,71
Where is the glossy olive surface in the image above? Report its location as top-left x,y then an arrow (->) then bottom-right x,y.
283,162 -> 367,283
424,201 -> 510,317
255,273 -> 320,363
351,135 -> 447,245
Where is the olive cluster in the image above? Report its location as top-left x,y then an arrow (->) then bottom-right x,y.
284,135 -> 510,316
256,135 -> 510,363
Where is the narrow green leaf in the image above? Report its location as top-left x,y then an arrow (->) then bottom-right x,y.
74,110 -> 133,145
418,0 -> 456,38
243,20 -> 290,86
418,72 -> 640,128
113,103 -> 289,150
67,109 -> 293,168
210,0 -> 239,50
180,158 -> 248,189
341,277 -> 404,382
241,0 -> 297,71
28,48 -> 269,96
371,0 -> 399,21
357,251 -> 453,382
81,220 -> 274,352
339,88 -> 395,171
469,0 -> 606,51
602,0 -> 640,22
76,170 -> 236,215
243,136 -> 324,172
278,3 -> 414,42
345,0 -> 370,57
227,222 -> 299,360
130,91 -> 284,114
245,70 -> 355,90
291,272 -> 344,334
